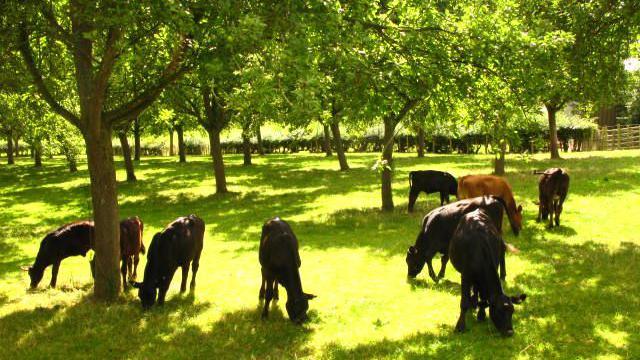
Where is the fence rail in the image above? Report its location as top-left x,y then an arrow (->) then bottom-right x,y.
597,124 -> 640,150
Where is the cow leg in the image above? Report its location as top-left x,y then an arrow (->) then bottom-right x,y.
127,256 -> 134,282
439,191 -> 447,206
273,281 -> 279,300
548,200 -> 555,228
121,257 -> 128,290
477,301 -> 488,322
262,274 -> 275,319
425,249 -> 439,283
554,199 -> 562,227
455,277 -> 472,332
180,264 -> 189,293
437,253 -> 449,279
408,188 -> 420,213
537,199 -> 542,222
50,261 -> 60,288
499,251 -> 507,281
190,255 -> 200,290
259,268 -> 266,300
132,254 -> 140,281
158,268 -> 177,306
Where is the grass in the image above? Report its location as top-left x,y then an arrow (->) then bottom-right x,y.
1,150 -> 639,359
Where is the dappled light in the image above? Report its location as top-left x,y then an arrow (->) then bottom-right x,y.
1,151 -> 639,358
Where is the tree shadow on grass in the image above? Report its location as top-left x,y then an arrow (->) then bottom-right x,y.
0,292 -> 314,359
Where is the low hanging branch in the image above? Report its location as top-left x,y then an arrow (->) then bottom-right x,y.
18,25 -> 81,129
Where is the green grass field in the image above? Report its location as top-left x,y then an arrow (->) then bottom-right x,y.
1,150 -> 639,359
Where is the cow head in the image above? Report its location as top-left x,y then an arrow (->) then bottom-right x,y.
511,205 -> 523,235
286,293 -> 315,324
489,293 -> 526,336
406,246 -> 425,278
21,265 -> 43,289
131,281 -> 157,310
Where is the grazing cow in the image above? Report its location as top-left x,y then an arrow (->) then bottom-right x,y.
132,215 -> 204,309
406,196 -> 514,283
408,170 -> 458,212
535,168 -> 570,227
259,217 -> 315,323
23,221 -> 94,288
457,175 -> 523,235
120,216 -> 145,289
449,209 -> 526,336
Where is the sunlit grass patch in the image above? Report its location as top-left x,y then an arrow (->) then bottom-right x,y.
0,150 -> 639,358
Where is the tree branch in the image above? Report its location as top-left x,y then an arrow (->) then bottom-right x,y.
105,38 -> 191,126
18,26 -> 81,128
41,3 -> 73,48
94,27 -> 123,103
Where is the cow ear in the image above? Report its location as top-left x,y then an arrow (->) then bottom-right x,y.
517,205 -> 523,213
303,293 -> 316,300
408,246 -> 417,254
511,294 -> 526,304
130,281 -> 143,289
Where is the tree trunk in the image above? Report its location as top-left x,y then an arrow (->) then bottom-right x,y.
118,132 -> 136,182
14,136 -> 19,157
322,124 -> 333,156
381,117 -> 395,211
133,117 -> 141,161
207,129 -> 228,193
242,126 -> 252,166
546,103 -> 561,159
417,127 -> 425,158
256,126 -> 265,155
330,122 -> 349,171
34,145 -> 42,167
176,125 -> 186,163
169,128 -> 174,156
85,125 -> 121,300
494,139 -> 506,175
6,130 -> 14,165
66,153 -> 78,172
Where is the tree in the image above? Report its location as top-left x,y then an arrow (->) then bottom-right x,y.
516,0 -> 640,158
8,1 -> 194,300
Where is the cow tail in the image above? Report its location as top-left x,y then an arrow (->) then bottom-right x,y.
138,219 -> 145,255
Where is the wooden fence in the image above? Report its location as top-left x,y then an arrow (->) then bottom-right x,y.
597,124 -> 640,150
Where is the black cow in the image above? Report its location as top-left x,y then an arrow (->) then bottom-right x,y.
22,221 -> 94,288
449,208 -> 526,336
259,217 -> 315,323
406,196 -> 514,283
408,170 -> 458,212
132,215 -> 204,309
535,168 -> 570,227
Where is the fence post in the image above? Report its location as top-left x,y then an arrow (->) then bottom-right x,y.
616,124 -> 620,150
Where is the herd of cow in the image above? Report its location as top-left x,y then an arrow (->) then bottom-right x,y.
20,167 -> 570,337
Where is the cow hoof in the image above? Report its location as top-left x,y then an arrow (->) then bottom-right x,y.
455,323 -> 466,333
261,312 -> 268,319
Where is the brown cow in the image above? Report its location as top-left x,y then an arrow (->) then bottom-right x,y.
88,217 -> 146,289
535,168 -> 570,227
457,175 -> 523,235
120,216 -> 145,289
